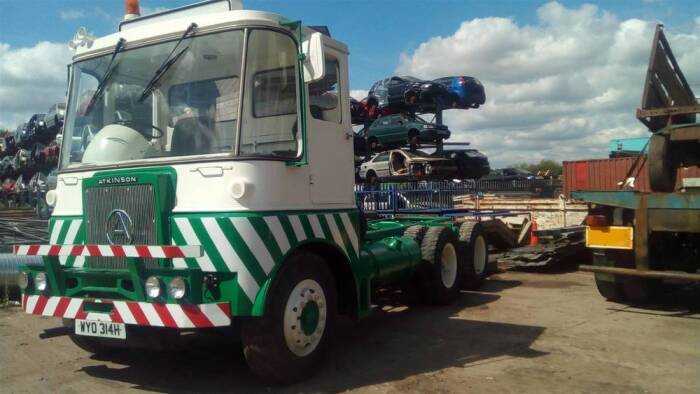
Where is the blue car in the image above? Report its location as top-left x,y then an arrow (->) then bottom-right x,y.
433,76 -> 486,109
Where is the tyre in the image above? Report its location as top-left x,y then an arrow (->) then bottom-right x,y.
459,221 -> 489,290
401,225 -> 428,302
365,170 -> 379,185
241,252 -> 337,384
649,133 -> 676,192
418,226 -> 464,305
592,249 -> 662,303
591,249 -> 627,301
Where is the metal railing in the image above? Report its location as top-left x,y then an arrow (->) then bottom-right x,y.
354,178 -> 562,214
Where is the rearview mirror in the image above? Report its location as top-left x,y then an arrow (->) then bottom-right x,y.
302,32 -> 325,82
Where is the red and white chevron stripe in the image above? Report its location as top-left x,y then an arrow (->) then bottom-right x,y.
21,295 -> 230,328
14,244 -> 202,259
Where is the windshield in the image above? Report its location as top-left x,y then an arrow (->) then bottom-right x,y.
61,28 -> 300,169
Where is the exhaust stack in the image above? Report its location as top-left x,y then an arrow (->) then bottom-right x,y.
124,0 -> 141,20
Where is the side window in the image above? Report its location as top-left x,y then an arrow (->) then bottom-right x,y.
375,152 -> 389,162
309,57 -> 341,123
241,30 -> 299,158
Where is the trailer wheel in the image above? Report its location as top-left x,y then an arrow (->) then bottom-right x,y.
241,252 -> 337,384
459,221 -> 489,290
592,249 -> 628,301
649,133 -> 676,192
418,226 -> 464,305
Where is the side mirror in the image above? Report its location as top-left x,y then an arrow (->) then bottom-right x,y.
302,32 -> 325,82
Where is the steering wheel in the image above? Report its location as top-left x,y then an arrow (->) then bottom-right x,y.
114,120 -> 164,139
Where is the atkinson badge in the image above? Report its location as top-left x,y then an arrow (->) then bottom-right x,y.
106,209 -> 134,245
98,176 -> 138,185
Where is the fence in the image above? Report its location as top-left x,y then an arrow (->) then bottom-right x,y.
354,178 -> 561,214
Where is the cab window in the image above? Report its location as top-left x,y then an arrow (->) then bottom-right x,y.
308,57 -> 341,123
240,29 -> 299,159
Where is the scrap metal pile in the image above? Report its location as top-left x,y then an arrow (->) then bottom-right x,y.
350,75 -> 491,184
0,104 -> 63,215
0,209 -> 48,253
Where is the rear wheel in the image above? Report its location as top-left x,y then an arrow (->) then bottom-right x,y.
459,221 -> 489,290
592,249 -> 627,301
649,133 -> 676,192
365,170 -> 379,185
241,252 -> 337,384
418,226 -> 464,305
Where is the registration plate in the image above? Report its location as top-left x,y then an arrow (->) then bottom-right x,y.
75,320 -> 126,339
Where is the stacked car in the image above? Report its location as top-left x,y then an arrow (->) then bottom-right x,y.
352,74 -> 489,183
1,103 -> 63,211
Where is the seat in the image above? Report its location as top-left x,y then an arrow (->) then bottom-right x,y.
170,116 -> 216,156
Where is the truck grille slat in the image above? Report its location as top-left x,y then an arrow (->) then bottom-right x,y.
84,184 -> 158,269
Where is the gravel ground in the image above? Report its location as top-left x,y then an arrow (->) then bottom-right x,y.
2,266 -> 699,393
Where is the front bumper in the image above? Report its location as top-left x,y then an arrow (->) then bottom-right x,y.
22,294 -> 231,328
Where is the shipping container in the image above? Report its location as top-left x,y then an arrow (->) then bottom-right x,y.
563,157 -> 700,197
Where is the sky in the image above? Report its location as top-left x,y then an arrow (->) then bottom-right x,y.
0,0 -> 698,166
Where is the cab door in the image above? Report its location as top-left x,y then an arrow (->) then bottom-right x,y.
307,50 -> 355,205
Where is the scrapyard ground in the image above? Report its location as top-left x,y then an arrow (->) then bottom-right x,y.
2,262 -> 699,393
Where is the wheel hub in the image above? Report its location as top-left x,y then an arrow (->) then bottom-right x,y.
473,235 -> 487,275
440,243 -> 458,288
283,279 -> 327,357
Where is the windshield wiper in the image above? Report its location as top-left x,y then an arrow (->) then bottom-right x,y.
138,23 -> 197,103
84,38 -> 126,115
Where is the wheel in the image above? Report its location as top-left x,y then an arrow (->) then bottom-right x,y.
365,170 -> 379,185
649,134 -> 676,192
401,225 -> 429,302
591,249 -> 628,301
459,221 -> 489,290
418,226 -> 464,305
592,249 -> 662,303
240,252 -> 337,384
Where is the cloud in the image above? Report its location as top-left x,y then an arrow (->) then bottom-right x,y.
350,89 -> 368,101
395,2 -> 700,167
0,42 -> 72,130
60,10 -> 85,20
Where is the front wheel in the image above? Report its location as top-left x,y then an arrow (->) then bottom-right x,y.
241,252 -> 337,384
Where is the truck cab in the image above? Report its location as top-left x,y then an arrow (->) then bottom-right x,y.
17,0 -> 481,384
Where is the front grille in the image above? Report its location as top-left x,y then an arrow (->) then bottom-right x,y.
84,184 -> 158,269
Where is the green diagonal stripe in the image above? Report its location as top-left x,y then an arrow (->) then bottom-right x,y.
189,218 -> 232,273
249,216 -> 284,264
334,213 -> 357,262
278,215 -> 299,245
170,221 -> 199,269
217,218 -> 267,285
299,215 -> 315,239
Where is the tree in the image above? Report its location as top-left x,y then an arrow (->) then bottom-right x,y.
512,159 -> 562,176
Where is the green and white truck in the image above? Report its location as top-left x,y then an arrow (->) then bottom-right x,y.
16,0 -> 490,383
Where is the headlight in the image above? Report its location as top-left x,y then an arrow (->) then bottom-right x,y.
18,272 -> 29,290
145,276 -> 162,298
168,277 -> 187,299
34,272 -> 48,291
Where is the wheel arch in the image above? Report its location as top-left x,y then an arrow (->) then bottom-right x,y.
251,240 -> 360,319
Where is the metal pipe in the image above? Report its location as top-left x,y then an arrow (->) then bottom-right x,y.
0,254 -> 43,290
579,264 -> 700,281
